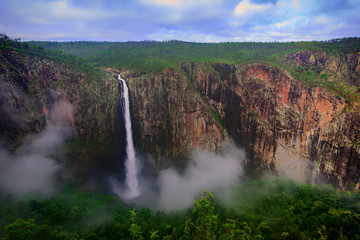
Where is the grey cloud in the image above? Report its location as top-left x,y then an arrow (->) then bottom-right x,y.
250,0 -> 278,4
1,0 -> 360,42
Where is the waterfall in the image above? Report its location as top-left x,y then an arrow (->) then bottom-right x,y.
118,75 -> 140,199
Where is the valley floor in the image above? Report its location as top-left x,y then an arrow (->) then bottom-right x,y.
1,177 -> 360,240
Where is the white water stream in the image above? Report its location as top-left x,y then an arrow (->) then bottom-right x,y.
118,75 -> 140,199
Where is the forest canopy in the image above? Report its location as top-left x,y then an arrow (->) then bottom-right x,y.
1,178 -> 360,240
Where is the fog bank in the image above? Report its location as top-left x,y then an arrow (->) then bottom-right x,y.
0,126 -> 71,200
0,96 -> 73,200
157,145 -> 245,210
111,143 -> 246,211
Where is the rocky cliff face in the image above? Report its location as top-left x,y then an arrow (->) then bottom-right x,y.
287,50 -> 360,87
0,49 -> 119,177
191,62 -> 359,187
121,69 -> 227,168
123,51 -> 360,188
1,48 -> 359,189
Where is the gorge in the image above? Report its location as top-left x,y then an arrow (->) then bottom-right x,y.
1,38 -> 360,239
0,39 -> 359,193
124,58 -> 360,189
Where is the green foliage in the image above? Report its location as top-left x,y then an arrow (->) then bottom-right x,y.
129,224 -> 143,240
129,209 -> 144,240
295,65 -> 304,73
321,72 -> 328,81
149,229 -> 159,240
0,34 -> 90,70
32,38 -> 360,75
193,191 -> 217,240
208,108 -> 225,129
1,180 -> 360,240
4,218 -> 36,240
65,138 -> 91,155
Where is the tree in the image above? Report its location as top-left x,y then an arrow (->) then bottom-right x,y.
0,33 -> 9,47
22,42 -> 30,50
193,191 -> 218,240
149,229 -> 159,240
4,218 -> 36,240
129,209 -> 144,240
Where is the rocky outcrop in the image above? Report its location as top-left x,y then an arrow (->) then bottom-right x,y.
0,49 -> 119,176
287,50 -> 360,86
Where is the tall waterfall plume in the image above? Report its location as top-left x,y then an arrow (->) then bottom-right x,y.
118,75 -> 140,199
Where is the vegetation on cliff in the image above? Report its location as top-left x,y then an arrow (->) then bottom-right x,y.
1,178 -> 360,240
34,38 -> 360,71
27,38 -> 360,105
0,33 -> 88,69
3,34 -> 360,104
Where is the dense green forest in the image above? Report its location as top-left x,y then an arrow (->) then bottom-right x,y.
0,34 -> 89,69
1,178 -> 360,240
3,33 -> 360,73
33,38 -> 360,73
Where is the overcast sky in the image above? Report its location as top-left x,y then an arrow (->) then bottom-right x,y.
1,0 -> 359,42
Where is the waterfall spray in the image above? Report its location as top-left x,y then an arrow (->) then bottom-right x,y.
118,75 -> 140,199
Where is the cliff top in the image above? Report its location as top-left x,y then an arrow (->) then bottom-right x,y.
2,36 -> 360,104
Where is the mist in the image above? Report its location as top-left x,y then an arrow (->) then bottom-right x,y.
112,142 -> 246,211
0,96 -> 73,200
0,126 -> 71,200
274,143 -> 318,183
157,145 -> 245,211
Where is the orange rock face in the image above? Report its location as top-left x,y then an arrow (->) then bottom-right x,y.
121,59 -> 358,187
127,68 -> 227,166
180,62 -> 359,187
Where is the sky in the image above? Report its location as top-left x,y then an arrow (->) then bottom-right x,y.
0,0 -> 359,42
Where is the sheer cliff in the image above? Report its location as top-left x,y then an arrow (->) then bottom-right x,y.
0,49 -> 119,177
123,50 -> 360,188
121,69 -> 227,168
1,46 -> 359,189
